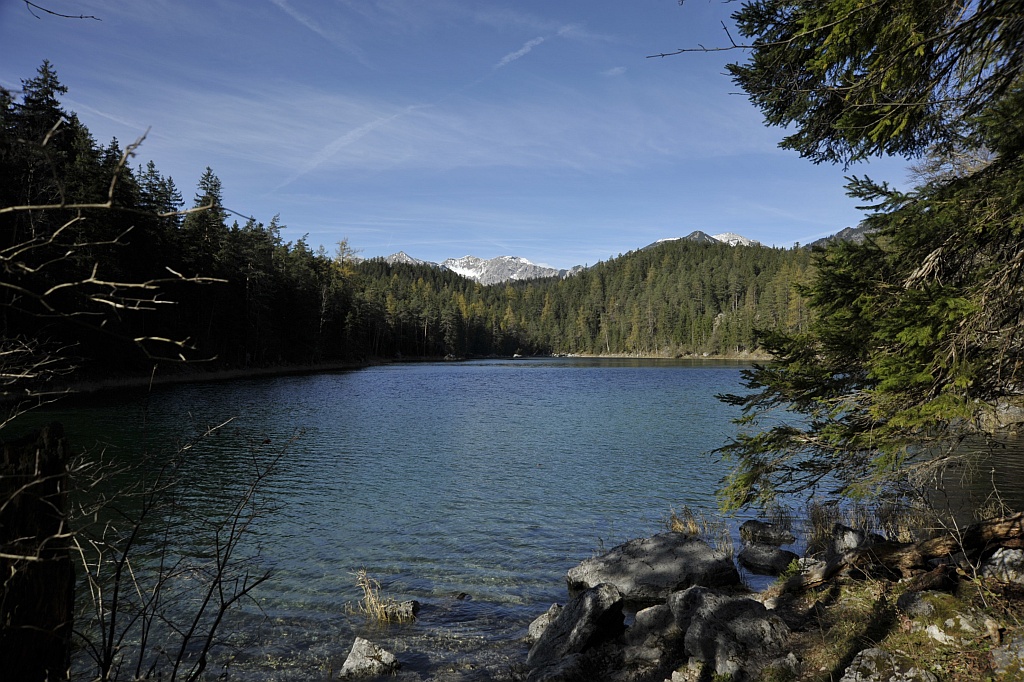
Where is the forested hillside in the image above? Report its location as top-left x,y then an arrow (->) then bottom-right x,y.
2,62 -> 814,391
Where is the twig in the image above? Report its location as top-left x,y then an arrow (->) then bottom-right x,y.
23,1 -> 99,20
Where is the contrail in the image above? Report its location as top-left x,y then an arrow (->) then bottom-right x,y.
496,36 -> 546,68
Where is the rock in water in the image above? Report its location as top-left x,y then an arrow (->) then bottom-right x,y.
739,519 -> 796,546
339,637 -> 400,678
383,599 -> 420,621
566,532 -> 739,604
738,543 -> 800,575
527,603 -> 563,645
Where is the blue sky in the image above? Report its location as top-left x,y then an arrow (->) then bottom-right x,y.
1,1 -> 909,269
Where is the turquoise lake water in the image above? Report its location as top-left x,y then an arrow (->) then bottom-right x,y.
18,357 -> 1024,680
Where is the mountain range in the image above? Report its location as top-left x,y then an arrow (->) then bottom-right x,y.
373,230 -> 763,285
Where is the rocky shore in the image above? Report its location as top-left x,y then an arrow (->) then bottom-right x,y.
339,514 -> 1024,681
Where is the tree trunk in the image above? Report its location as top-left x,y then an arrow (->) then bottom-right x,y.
861,512 -> 1024,577
789,512 -> 1024,590
0,423 -> 74,681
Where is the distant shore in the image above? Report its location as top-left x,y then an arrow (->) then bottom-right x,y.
49,351 -> 771,399
570,350 -> 773,361
53,359 -> 379,397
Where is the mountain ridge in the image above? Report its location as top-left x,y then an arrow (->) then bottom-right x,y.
370,230 -> 802,285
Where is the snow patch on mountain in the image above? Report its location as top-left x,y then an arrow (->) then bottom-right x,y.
442,255 -> 568,286
650,231 -> 760,248
375,230 -> 761,285
384,251 -> 432,267
711,232 -> 760,246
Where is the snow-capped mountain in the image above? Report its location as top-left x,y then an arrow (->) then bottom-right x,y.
442,255 -> 572,286
383,251 -> 430,267
376,253 -> 575,285
651,231 -> 761,248
711,232 -> 760,247
373,231 -> 759,285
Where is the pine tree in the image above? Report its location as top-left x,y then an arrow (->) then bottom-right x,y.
179,167 -> 228,273
710,0 -> 1024,510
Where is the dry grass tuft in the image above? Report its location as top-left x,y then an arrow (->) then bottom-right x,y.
668,505 -> 733,558
805,498 -> 937,554
805,499 -> 843,555
874,500 -> 937,543
765,502 -> 795,532
349,569 -> 414,624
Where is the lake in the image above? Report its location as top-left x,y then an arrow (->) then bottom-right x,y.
17,357 -> 1024,680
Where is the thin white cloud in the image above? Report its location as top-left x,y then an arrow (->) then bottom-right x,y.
493,22 -> 596,70
267,0 -> 368,63
82,77 -> 781,188
602,66 -> 627,77
269,0 -> 328,40
63,97 -> 149,139
495,36 -> 547,68
278,103 -> 433,188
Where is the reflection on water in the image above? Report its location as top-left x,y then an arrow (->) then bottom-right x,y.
929,435 -> 1024,523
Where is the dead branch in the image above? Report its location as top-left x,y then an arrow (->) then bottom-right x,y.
22,1 -> 100,20
646,21 -> 742,58
785,512 -> 1024,593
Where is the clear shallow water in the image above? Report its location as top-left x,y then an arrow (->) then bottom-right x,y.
21,358 -> 1024,680
33,358 -> 748,679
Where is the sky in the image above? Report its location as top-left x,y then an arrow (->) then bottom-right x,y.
1,0 -> 911,270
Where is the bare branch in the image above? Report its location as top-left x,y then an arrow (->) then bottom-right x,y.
23,1 -> 99,20
647,21 -> 743,57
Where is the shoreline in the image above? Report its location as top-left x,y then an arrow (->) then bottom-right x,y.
50,359 -> 380,398
48,351 -> 772,399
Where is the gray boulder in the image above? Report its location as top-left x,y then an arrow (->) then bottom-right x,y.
739,519 -> 796,546
525,585 -> 794,682
737,543 -> 800,576
826,524 -> 884,562
991,633 -> 1024,679
839,647 -> 937,682
339,637 -> 400,678
669,586 -> 790,680
895,591 -> 935,619
530,601 -> 686,682
525,652 -> 589,682
624,603 -> 680,649
566,533 -> 740,605
981,547 -> 1024,584
526,583 -> 625,670
528,603 -> 563,644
